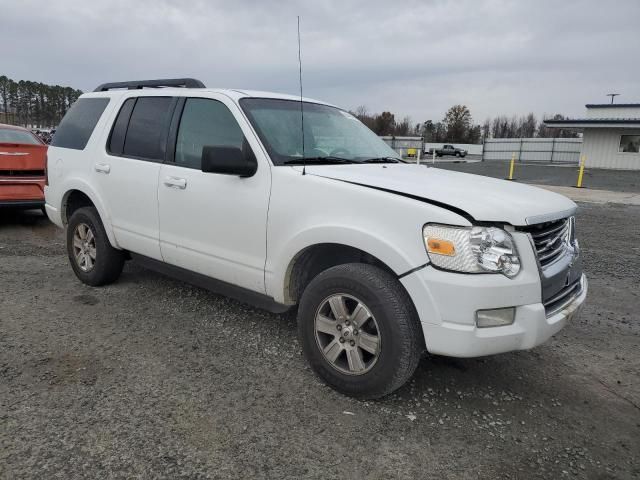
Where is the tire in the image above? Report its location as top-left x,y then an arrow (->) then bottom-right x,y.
455,152 -> 460,157
66,206 -> 125,286
298,263 -> 423,399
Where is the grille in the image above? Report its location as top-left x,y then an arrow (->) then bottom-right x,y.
523,217 -> 571,267
0,169 -> 45,177
544,276 -> 584,316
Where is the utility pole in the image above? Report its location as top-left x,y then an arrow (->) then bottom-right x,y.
606,93 -> 620,104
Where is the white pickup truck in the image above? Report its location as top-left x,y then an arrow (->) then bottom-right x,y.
45,78 -> 587,399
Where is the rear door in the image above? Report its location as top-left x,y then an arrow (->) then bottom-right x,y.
95,95 -> 177,260
158,95 -> 271,293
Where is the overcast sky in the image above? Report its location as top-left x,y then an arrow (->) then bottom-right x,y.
2,0 -> 639,124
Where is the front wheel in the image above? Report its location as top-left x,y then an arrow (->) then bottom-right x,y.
298,263 -> 423,399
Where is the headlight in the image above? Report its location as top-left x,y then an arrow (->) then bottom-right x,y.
423,224 -> 521,277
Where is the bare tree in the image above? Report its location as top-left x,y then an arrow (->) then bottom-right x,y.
443,105 -> 473,143
519,113 -> 537,137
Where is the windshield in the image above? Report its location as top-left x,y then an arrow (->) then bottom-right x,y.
0,128 -> 42,145
240,98 -> 401,165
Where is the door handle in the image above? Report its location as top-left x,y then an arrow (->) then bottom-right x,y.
94,163 -> 111,174
163,176 -> 187,189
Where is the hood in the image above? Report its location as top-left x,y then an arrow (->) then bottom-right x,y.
304,164 -> 576,226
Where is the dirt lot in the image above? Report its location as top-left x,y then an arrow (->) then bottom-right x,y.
1,205 -> 639,479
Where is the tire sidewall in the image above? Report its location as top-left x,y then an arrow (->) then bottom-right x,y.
66,207 -> 114,286
298,265 -> 418,398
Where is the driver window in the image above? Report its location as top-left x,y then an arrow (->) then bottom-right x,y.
175,98 -> 245,169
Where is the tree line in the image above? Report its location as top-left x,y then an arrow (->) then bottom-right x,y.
0,75 -> 83,128
353,105 -> 578,143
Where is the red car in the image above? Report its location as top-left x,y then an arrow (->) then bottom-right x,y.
0,123 -> 48,210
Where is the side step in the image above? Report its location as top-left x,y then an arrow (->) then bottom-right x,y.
130,253 -> 291,314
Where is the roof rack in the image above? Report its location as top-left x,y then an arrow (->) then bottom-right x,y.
93,78 -> 206,92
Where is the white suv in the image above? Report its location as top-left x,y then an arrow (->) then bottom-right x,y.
45,78 -> 587,399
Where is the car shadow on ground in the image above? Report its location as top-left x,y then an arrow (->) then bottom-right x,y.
0,208 -> 49,226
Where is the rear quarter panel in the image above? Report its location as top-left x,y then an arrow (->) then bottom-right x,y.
45,93 -> 122,244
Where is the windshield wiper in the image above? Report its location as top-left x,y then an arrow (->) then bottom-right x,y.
283,156 -> 358,165
361,157 -> 401,164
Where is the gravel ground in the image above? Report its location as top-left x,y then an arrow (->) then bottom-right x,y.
1,206 -> 639,479
431,161 -> 640,192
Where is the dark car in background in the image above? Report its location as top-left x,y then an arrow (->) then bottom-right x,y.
426,144 -> 467,158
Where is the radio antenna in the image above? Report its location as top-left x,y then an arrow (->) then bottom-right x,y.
297,15 -> 306,175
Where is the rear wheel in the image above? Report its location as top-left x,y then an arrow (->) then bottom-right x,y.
67,207 -> 125,286
298,263 -> 423,399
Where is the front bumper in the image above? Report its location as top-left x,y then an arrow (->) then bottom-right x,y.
400,251 -> 587,358
425,275 -> 586,357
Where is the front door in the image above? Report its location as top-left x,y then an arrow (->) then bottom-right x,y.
158,96 -> 271,293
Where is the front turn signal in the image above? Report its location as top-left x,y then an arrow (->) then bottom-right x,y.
426,238 -> 456,256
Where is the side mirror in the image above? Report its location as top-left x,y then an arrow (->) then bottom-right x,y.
201,146 -> 257,177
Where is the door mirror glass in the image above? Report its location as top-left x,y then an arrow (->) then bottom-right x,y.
201,146 -> 257,177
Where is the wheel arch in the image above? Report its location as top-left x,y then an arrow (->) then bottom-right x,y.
283,243 -> 400,305
60,182 -> 118,248
272,223 -> 422,305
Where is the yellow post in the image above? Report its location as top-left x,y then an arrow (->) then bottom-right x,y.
507,153 -> 516,180
576,155 -> 586,188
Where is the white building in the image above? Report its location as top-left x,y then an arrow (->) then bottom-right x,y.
545,103 -> 640,170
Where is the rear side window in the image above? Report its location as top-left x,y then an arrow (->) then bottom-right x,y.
122,97 -> 174,161
51,98 -> 110,150
107,98 -> 136,155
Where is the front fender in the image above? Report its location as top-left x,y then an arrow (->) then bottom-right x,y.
266,225 -> 421,303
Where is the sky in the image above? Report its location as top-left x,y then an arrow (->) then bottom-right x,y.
2,0 -> 639,125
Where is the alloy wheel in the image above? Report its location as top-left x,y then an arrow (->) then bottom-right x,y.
72,223 -> 96,272
314,293 -> 381,375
